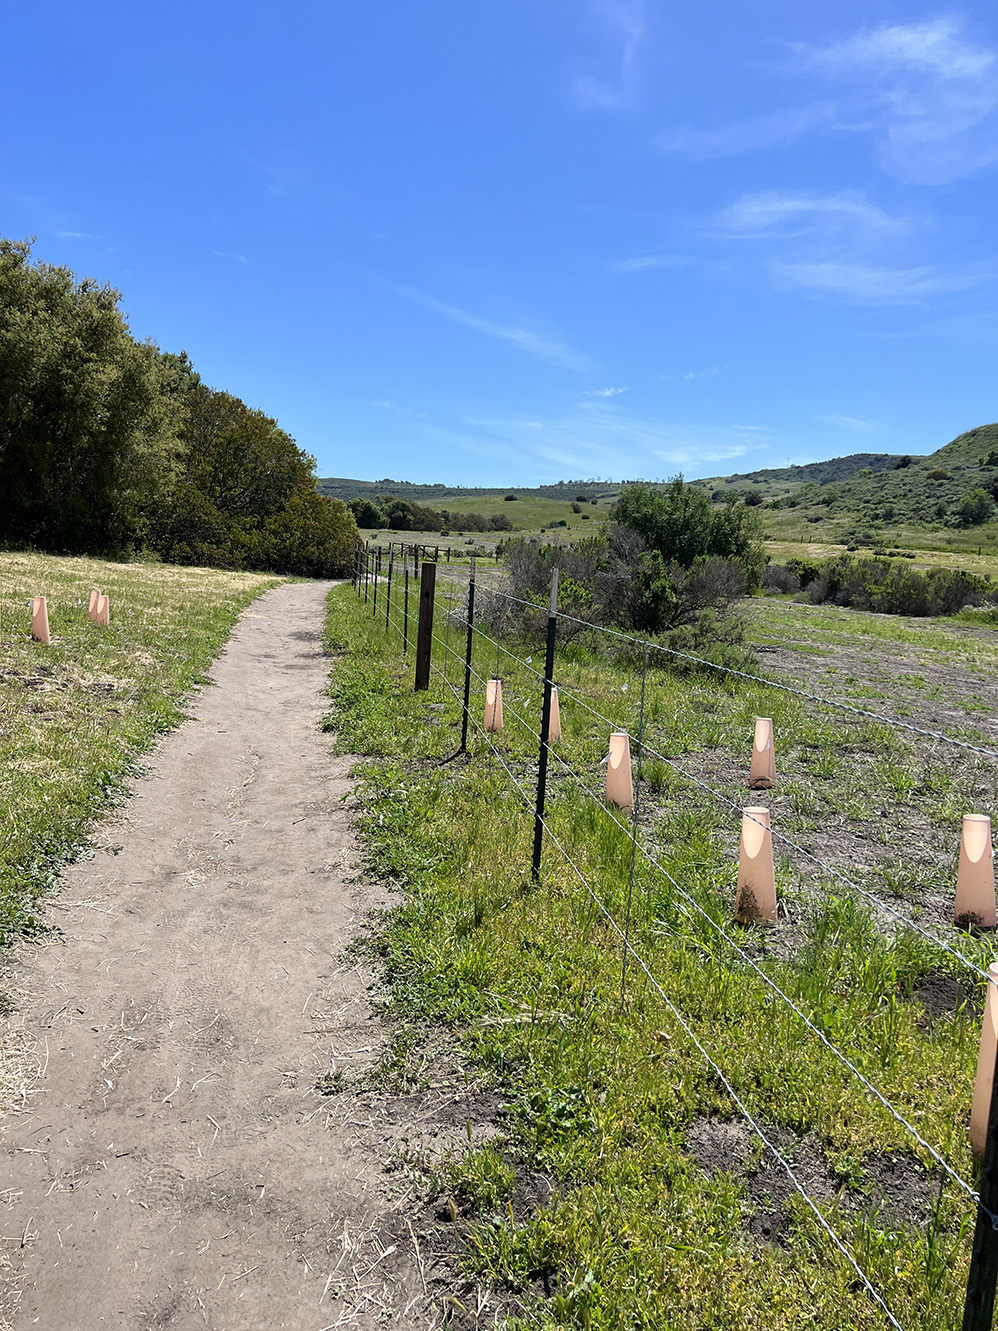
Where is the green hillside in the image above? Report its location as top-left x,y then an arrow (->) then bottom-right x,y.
706,452 -> 905,488
319,423 -> 998,561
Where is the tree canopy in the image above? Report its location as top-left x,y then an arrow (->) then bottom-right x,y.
0,237 -> 357,577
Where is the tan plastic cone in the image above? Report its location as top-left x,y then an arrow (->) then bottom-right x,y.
955,814 -> 996,930
970,963 -> 998,1157
31,596 -> 50,645
606,733 -> 633,810
88,588 -> 100,619
548,687 -> 562,743
748,716 -> 776,789
735,806 -> 777,924
96,594 -> 110,628
484,679 -> 503,732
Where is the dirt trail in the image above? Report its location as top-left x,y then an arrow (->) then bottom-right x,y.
1,581 -> 422,1330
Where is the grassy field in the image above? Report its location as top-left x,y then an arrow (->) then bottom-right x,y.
762,508 -> 998,566
324,579 -> 998,1330
0,553 -> 280,946
356,503 -> 998,583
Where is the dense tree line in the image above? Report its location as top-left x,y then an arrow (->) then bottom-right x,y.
347,494 -> 512,533
0,238 -> 356,575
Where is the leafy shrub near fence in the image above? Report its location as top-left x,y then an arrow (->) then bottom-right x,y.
765,555 -> 994,617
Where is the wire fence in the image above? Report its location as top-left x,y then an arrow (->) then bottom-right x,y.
352,542 -> 998,1331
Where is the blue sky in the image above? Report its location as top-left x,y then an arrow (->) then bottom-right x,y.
4,2 -> 996,484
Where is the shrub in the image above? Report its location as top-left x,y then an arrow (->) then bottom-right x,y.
762,563 -> 801,594
504,493 -> 519,501
785,557 -> 822,587
499,533 -> 749,639
957,488 -> 995,527
803,555 -> 991,617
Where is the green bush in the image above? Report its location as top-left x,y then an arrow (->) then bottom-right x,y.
804,555 -> 992,617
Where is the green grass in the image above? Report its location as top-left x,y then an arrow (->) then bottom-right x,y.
0,552 -> 280,943
325,581 -> 998,1330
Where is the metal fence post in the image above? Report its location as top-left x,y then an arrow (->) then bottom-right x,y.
621,646 -> 649,1000
373,546 -> 379,616
414,562 -> 436,691
531,568 -> 560,882
363,542 -> 370,602
963,1025 -> 998,1330
403,558 -> 410,653
460,557 -> 476,753
385,550 -> 393,633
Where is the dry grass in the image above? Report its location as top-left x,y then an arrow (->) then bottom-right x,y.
0,552 -> 280,947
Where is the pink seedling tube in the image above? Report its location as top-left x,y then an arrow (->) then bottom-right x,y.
484,679 -> 503,732
955,814 -> 996,930
606,733 -> 633,810
748,716 -> 775,789
735,806 -> 777,924
31,596 -> 50,645
548,687 -> 562,744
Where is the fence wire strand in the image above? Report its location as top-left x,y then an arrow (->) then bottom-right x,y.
367,564 -> 993,1238
426,655 -> 907,1331
450,582 -> 998,761
436,600 -> 993,988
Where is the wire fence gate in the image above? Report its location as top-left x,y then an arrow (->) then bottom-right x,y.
352,542 -> 998,1331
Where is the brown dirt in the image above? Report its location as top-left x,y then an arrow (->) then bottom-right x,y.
0,582 -> 436,1330
685,1115 -> 938,1245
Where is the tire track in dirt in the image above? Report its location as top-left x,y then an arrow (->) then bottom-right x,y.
1,581 -> 423,1330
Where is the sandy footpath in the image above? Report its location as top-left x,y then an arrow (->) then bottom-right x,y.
1,581 -> 422,1329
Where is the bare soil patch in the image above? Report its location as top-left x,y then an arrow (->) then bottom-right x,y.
685,1115 -> 938,1246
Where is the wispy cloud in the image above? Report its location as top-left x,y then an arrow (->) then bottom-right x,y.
796,18 -> 998,184
612,253 -> 693,274
391,284 -> 591,371
585,386 -> 629,397
700,188 -> 990,307
213,250 -> 250,264
572,0 -> 646,113
711,191 -> 904,240
818,414 -> 877,433
682,365 -> 728,381
769,260 -> 988,305
55,230 -> 98,240
662,18 -> 998,184
660,103 -> 835,158
471,397 -> 762,477
386,393 -> 762,481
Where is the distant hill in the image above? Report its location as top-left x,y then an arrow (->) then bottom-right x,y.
315,477 -> 618,503
708,453 -> 907,487
316,424 -> 998,548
